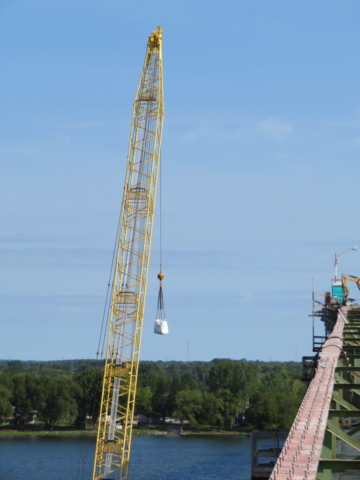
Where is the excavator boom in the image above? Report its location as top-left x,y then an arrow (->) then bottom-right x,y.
341,274 -> 360,301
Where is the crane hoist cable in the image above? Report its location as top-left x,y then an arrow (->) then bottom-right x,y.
92,26 -> 164,480
154,126 -> 168,335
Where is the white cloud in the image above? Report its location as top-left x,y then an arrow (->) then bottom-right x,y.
274,151 -> 291,161
239,290 -> 254,301
56,120 -> 101,130
176,113 -> 294,144
0,247 -> 110,267
257,117 -> 293,141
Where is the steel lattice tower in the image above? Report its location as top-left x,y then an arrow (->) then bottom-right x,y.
92,26 -> 164,480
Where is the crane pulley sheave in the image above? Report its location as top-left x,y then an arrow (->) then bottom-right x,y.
92,26 -> 164,480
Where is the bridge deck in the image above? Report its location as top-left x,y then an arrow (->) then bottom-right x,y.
269,308 -> 348,480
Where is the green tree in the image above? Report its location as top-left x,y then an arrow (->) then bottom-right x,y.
152,375 -> 174,418
0,385 -> 12,419
0,373 -> 13,419
135,386 -> 153,412
11,374 -> 39,424
248,385 -> 302,429
37,376 -> 80,430
217,389 -> 239,430
173,390 -> 202,433
179,372 -> 197,391
208,360 -> 257,400
73,368 -> 103,428
199,391 -> 223,430
5,361 -> 24,376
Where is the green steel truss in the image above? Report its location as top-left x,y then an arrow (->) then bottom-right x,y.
318,307 -> 360,480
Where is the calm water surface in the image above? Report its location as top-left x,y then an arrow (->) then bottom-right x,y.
0,435 -> 254,480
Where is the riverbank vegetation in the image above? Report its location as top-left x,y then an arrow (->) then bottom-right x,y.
0,359 -> 306,434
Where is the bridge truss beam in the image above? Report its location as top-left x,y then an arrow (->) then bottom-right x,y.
269,306 -> 360,480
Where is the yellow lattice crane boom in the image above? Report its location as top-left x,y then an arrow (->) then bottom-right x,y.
92,26 -> 164,480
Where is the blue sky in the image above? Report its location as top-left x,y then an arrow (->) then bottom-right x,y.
1,0 -> 360,362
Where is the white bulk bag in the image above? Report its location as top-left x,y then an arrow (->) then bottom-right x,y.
154,318 -> 169,335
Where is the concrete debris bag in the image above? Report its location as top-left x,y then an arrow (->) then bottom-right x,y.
154,318 -> 169,335
154,279 -> 168,334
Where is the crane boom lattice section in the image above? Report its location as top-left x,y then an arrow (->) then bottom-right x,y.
92,27 -> 163,480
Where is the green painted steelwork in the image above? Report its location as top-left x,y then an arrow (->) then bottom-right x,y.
328,410 -> 360,418
348,424 -> 360,437
335,374 -> 350,383
326,421 -> 360,452
333,384 -> 360,394
317,306 -> 360,479
336,366 -> 360,371
318,460 -> 360,472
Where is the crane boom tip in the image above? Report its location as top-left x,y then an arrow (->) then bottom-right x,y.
148,26 -> 162,48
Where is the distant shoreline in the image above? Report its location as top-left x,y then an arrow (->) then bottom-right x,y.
0,427 -> 251,437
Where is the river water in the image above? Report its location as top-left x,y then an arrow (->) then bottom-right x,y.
0,434 -> 253,480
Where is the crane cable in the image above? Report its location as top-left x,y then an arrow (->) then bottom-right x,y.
157,154 -> 165,319
154,154 -> 168,334
97,208 -> 122,359
160,147 -> 163,273
74,204 -> 122,479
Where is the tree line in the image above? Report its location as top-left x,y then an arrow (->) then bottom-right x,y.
0,359 -> 306,431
